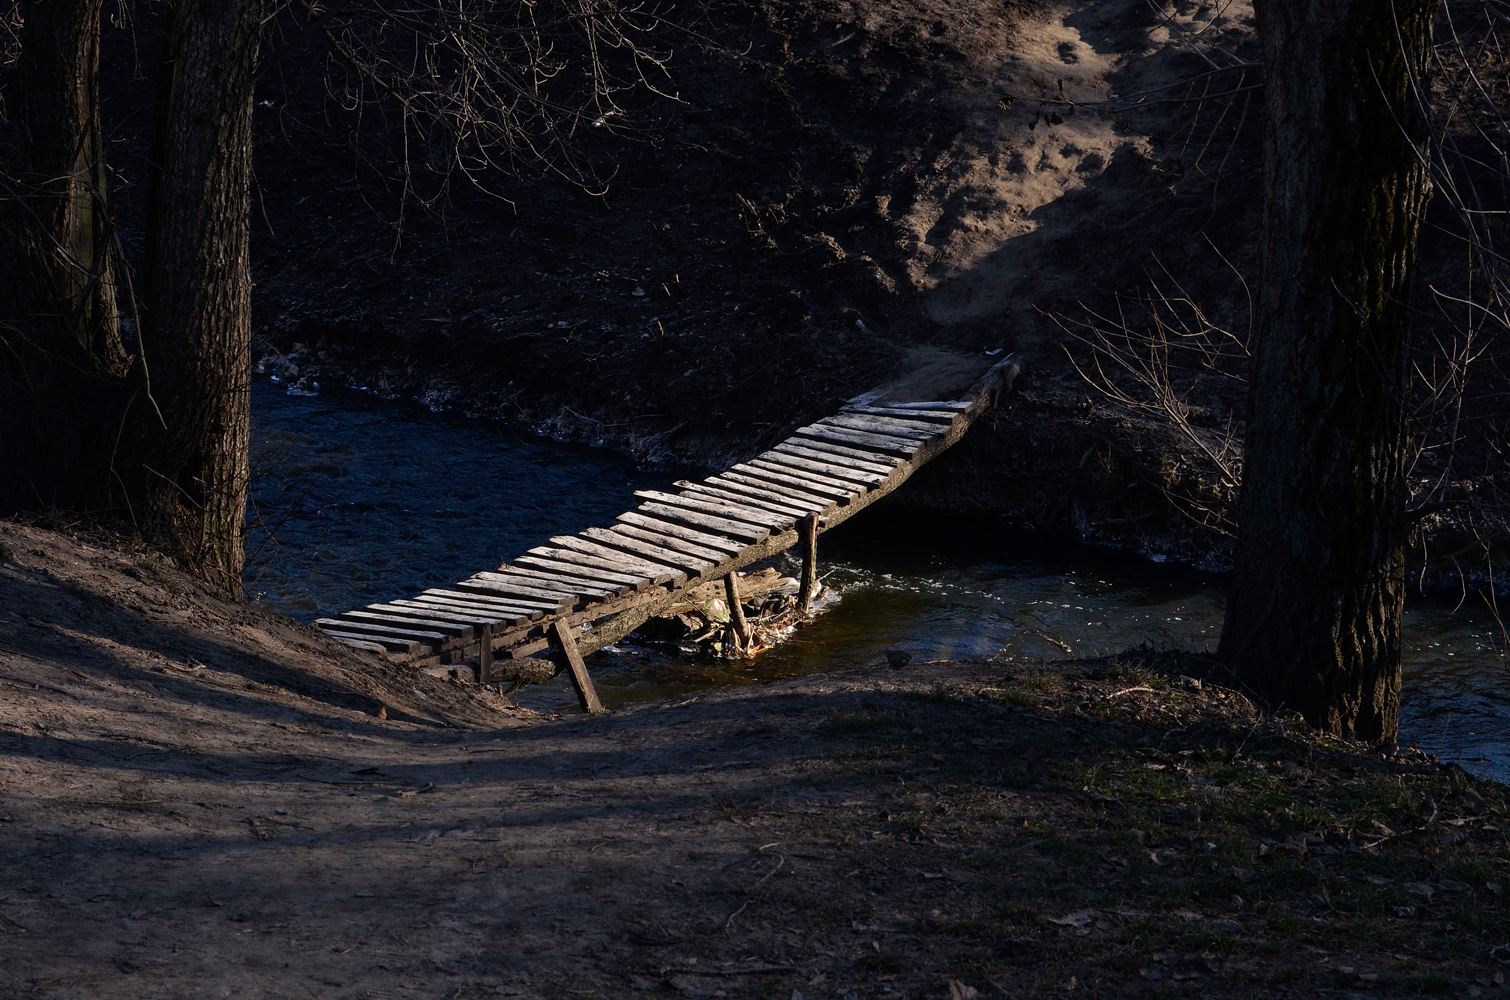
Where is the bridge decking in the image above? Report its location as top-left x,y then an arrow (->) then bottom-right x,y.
314,357 -> 1018,689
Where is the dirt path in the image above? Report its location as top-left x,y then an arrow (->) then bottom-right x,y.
3,520 -> 1507,998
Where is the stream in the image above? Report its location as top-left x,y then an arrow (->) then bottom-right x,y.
247,378 -> 1510,781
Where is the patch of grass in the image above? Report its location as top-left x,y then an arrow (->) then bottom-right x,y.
996,903 -> 1041,924
855,950 -> 910,974
998,687 -> 1040,708
804,660 -> 1510,995
821,705 -> 912,736
1260,907 -> 1305,937
137,559 -> 183,595
1397,972 -> 1458,995
62,579 -> 94,601
1029,830 -> 1093,862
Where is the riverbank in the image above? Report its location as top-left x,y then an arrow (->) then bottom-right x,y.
239,0 -> 1269,540
2,519 -> 1506,998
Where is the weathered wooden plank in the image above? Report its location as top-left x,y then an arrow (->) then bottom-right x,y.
747,459 -> 867,496
758,449 -> 887,486
676,481 -> 812,520
549,620 -> 603,713
322,629 -> 415,654
505,561 -> 640,596
454,578 -> 575,611
794,423 -> 921,457
633,490 -> 788,529
339,610 -> 475,638
479,565 -> 624,599
387,599 -> 527,626
611,518 -> 739,560
632,503 -> 770,543
701,474 -> 831,513
544,537 -> 688,585
821,412 -> 941,440
420,588 -> 546,614
712,471 -> 838,510
515,553 -> 651,590
368,602 -> 504,627
774,436 -> 906,470
869,399 -> 972,411
729,463 -> 853,501
843,404 -> 959,424
415,591 -> 545,620
772,442 -> 897,479
682,479 -> 818,516
581,526 -> 718,572
466,571 -> 593,602
315,619 -> 447,645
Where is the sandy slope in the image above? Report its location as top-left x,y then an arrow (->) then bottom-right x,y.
907,0 -> 1255,333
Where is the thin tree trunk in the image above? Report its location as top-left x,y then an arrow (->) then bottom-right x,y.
1218,0 -> 1435,741
12,0 -> 122,359
0,0 -> 129,513
138,0 -> 262,595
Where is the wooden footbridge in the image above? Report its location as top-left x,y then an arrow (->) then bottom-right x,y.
315,357 -> 1020,709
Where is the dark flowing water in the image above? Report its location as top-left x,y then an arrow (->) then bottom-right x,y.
244,378 -> 665,619
247,378 -> 1510,781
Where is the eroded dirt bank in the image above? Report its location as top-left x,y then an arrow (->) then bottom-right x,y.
238,0 -> 1263,495
3,521 -> 1508,998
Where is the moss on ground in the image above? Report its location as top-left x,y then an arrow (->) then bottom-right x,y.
781,651 -> 1510,996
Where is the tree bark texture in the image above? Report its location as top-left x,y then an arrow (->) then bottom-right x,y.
0,0 -> 128,514
1218,0 -> 1434,740
138,0 -> 262,594
11,0 -> 122,359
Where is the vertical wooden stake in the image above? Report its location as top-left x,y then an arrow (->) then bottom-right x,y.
798,512 -> 819,612
549,619 -> 603,713
724,572 -> 751,651
477,623 -> 493,684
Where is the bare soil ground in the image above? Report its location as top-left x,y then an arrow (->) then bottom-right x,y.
4,520 -> 1509,999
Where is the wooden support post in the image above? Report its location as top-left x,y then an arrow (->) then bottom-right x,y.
548,619 -> 603,713
724,573 -> 751,651
477,623 -> 493,683
798,513 -> 819,612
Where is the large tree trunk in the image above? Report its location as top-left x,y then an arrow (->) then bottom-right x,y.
0,0 -> 129,513
1218,0 -> 1435,741
137,0 -> 263,595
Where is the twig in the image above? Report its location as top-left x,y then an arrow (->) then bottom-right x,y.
720,900 -> 750,933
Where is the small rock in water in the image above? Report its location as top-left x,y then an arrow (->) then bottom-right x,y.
885,649 -> 912,669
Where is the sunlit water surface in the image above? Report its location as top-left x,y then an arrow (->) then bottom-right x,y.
246,379 -> 1510,781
